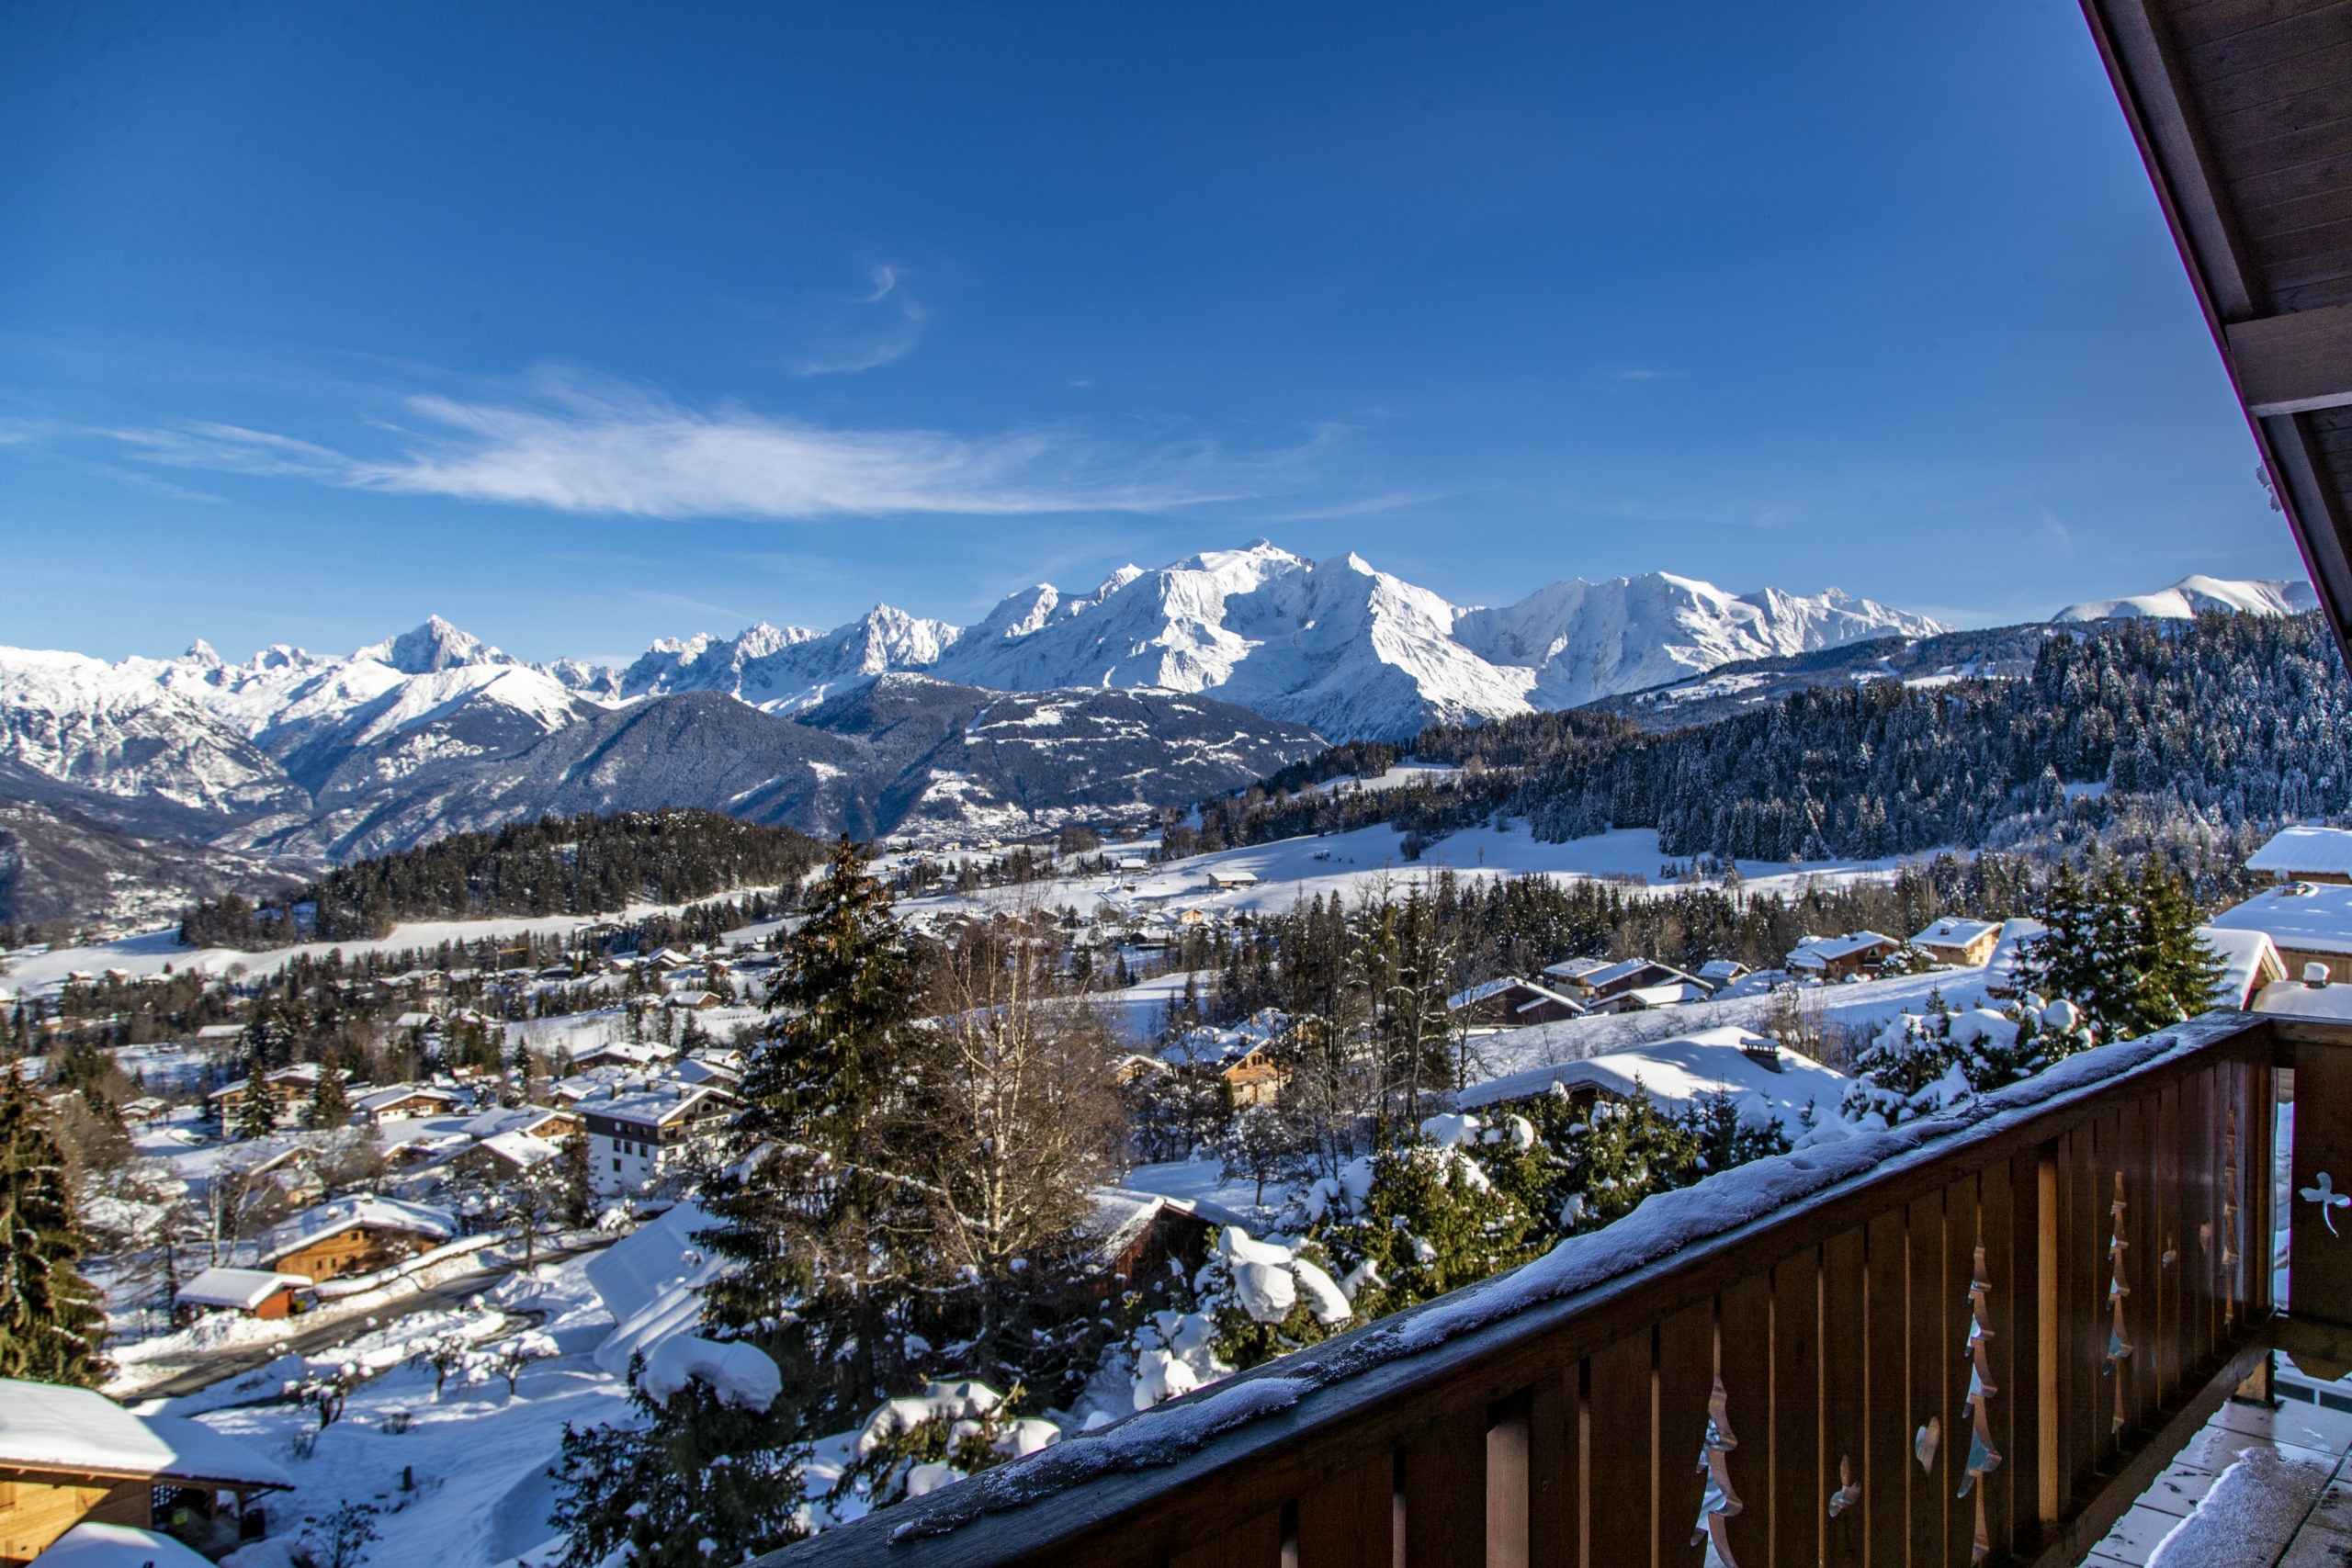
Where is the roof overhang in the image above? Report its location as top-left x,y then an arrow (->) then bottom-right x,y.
2079,0 -> 2352,663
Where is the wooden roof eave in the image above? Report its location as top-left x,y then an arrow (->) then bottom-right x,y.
2078,0 -> 2352,667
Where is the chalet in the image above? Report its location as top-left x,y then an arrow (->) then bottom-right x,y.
662,989 -> 722,1011
462,1103 -> 581,1142
582,1084 -> 737,1196
2199,926 -> 2287,1010
254,1196 -> 457,1283
173,1269 -> 311,1323
1082,1189 -> 1242,1294
571,1043 -> 674,1071
1909,917 -> 2003,968
2206,882 -> 2352,986
0,1378 -> 291,1562
203,1065 -> 328,1133
1539,957 -> 1613,988
1588,979 -> 1714,1014
2245,825 -> 2352,886
1444,977 -> 1587,1029
118,1098 -> 170,1127
1204,868 -> 1261,890
353,1084 -> 464,1124
1566,958 -> 1708,1004
1785,931 -> 1902,982
1159,1031 -> 1286,1107
1695,959 -> 1751,989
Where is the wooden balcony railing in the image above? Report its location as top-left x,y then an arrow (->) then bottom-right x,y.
772,1012 -> 2352,1568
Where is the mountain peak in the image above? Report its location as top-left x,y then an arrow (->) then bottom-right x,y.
360,615 -> 506,676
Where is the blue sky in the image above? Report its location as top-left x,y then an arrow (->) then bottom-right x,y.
0,1 -> 2303,664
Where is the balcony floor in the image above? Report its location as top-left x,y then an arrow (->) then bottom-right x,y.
2081,1354 -> 2352,1567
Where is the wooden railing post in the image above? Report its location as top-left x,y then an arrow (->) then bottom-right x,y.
2278,1023 -> 2352,1379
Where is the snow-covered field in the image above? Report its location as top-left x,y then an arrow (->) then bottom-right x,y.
896,821 -> 1933,930
183,1255 -> 628,1568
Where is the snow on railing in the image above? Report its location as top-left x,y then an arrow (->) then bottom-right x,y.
765,1010 -> 2343,1568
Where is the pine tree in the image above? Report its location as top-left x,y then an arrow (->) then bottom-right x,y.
698,836 -> 925,1426
2014,862 -> 2225,1043
234,1056 -> 280,1142
560,1130 -> 593,1229
307,1069 -> 349,1130
0,1070 -> 109,1385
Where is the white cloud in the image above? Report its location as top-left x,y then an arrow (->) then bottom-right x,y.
105,369 -> 1292,521
793,264 -> 930,376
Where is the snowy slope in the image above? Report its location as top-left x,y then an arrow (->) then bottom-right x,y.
2051,574 -> 2320,622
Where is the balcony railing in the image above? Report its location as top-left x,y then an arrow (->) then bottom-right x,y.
771,1010 -> 2352,1568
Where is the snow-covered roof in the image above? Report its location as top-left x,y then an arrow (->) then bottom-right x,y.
2255,976 -> 2352,1021
1539,956 -> 1612,983
29,1523 -> 216,1568
1696,959 -> 1749,982
2208,882 -> 2352,957
1787,931 -> 1900,968
1447,976 -> 1528,1010
1458,1027 -> 1848,1134
175,1267 -> 311,1310
1577,957 -> 1679,990
356,1084 -> 458,1112
597,1086 -> 720,1127
0,1380 -> 292,1488
2246,825 -> 2352,879
1617,981 -> 1713,1009
479,1130 -> 561,1169
2198,925 -> 2284,1009
255,1194 -> 455,1263
1911,917 -> 1999,951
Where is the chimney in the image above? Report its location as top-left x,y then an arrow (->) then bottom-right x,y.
2306,962 -> 2332,989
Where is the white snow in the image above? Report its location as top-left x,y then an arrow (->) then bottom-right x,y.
2052,573 -> 2319,624
639,1336 -> 780,1413
2245,824 -> 2352,881
31,1523 -> 217,1568
1458,1028 -> 1848,1134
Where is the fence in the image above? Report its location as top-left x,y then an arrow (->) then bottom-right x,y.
775,1011 -> 2352,1568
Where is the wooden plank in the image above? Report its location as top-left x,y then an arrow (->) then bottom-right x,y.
2090,1111 -> 2123,1469
1821,1225 -> 1867,1568
2254,1060 -> 2278,1319
2156,1081 -> 2186,1407
1170,1508 -> 1284,1568
2171,0 -> 2352,51
1714,1271 -> 1772,1568
2039,1150 -> 2062,1529
1586,1334 -> 1652,1568
1772,1248 -> 1824,1568
2179,1066 -> 2214,1363
2238,147 -> 2352,223
1943,1176 -> 1977,1568
2189,35 -> 2352,117
2063,1123 -> 2098,1500
1865,1206 -> 1910,1568
1908,1188 -> 1949,1568
1403,1404 -> 1487,1568
2119,1095 -> 2151,1435
1527,1373 -> 1573,1568
1488,1395 -> 1532,1568
1656,1303 -> 1714,1568
2181,0 -> 2352,79
1296,1451 -> 1393,1568
2289,1038 -> 2352,1330
1982,1156 -> 2020,1561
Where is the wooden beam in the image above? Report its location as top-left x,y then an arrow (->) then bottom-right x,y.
2229,302 -> 2352,416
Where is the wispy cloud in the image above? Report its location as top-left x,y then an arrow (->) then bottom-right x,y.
102,367 -> 1301,521
792,264 -> 930,377
1609,368 -> 1685,382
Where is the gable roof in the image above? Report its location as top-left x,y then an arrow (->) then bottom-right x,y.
1459,1027 -> 1849,1135
1912,917 -> 2000,951
1788,931 -> 1900,968
2208,882 -> 2352,957
175,1268 -> 311,1311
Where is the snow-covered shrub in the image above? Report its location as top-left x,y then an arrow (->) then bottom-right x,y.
1188,1224 -> 1354,1371
1839,989 -> 2094,1126
831,1379 -> 1057,1510
548,1343 -> 805,1568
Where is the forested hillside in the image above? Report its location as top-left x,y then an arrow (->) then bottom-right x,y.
179,808 -> 824,948
1196,613 -> 2348,867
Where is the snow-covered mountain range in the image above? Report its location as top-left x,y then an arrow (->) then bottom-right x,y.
2,547 -> 2310,897
2050,573 -> 2320,623
558,542 -> 1944,738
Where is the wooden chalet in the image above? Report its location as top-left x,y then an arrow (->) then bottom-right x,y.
254,1195 -> 457,1282
172,1268 -> 311,1324
1911,916 -> 2005,968
0,1380 -> 291,1563
1785,931 -> 1903,982
1444,977 -> 1588,1029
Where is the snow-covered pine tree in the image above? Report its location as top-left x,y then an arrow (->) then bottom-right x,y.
0,1069 -> 108,1385
549,1358 -> 805,1568
2014,862 -> 2223,1043
234,1056 -> 279,1142
697,835 -> 927,1426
